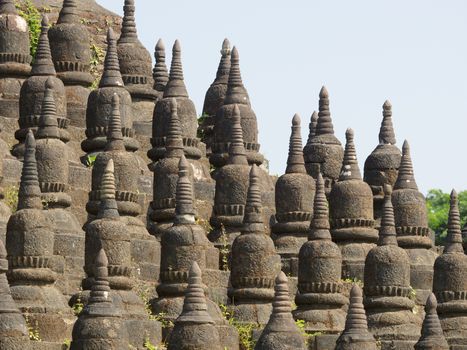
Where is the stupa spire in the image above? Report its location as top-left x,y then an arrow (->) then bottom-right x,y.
414,293 -> 449,350
228,104 -> 248,165
57,0 -> 79,24
165,98 -> 184,158
97,159 -> 119,219
243,164 -> 263,226
18,130 -> 42,210
105,94 -> 125,151
306,111 -> 318,144
31,15 -> 56,76
379,100 -> 396,145
286,114 -> 306,174
309,171 -> 331,240
119,0 -> 138,43
315,86 -> 335,135
394,140 -> 418,190
216,38 -> 231,80
174,155 -> 195,224
164,40 -> 188,98
36,78 -> 60,140
444,189 -> 464,253
99,28 -> 124,88
153,38 -> 169,91
88,248 -> 111,305
339,128 -> 362,181
378,185 -> 398,246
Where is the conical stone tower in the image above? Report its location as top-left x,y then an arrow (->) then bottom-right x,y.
210,46 -> 264,167
335,284 -> 377,350
414,293 -> 449,350
363,100 -> 401,228
152,38 -> 169,99
329,128 -> 378,281
255,271 -> 307,350
272,114 -> 315,277
201,38 -> 231,156
49,0 -> 93,127
14,15 -> 68,158
303,86 -> 344,195
433,190 -> 467,349
117,0 -> 157,135
364,185 -> 421,350
229,164 -> 281,326
392,140 -> 436,308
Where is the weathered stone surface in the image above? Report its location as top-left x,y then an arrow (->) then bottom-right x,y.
414,293 -> 449,350
363,185 -> 421,350
152,38 -> 168,100
303,86 -> 343,195
229,164 -> 281,325
255,271 -> 306,350
335,284 -> 377,350
0,0 -> 31,122
363,100 -> 401,228
7,131 -> 74,346
294,172 -> 347,333
71,249 -> 129,350
433,190 -> 467,349
210,46 -> 264,167
392,140 -> 436,307
329,129 -> 378,281
201,38 -> 230,157
272,114 -> 315,277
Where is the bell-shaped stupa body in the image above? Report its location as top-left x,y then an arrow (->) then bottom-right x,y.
363,186 -> 421,349
303,86 -> 344,195
210,46 -> 264,167
0,239 -> 30,349
14,15 -> 68,158
255,271 -> 307,350
208,105 -> 274,257
149,40 -> 204,162
414,293 -> 449,350
87,94 -> 160,287
0,0 -> 31,121
6,131 -> 74,346
392,140 -> 436,307
335,284 -> 377,350
84,158 -> 162,348
294,172 -> 347,335
272,114 -> 315,277
167,262 -> 223,350
229,164 -> 281,325
151,156 -> 239,349
71,249 -> 129,350
433,190 -> 467,349
49,0 -> 93,127
200,38 -> 231,156
117,0 -> 157,134
35,78 -> 85,296
152,38 -> 168,99
82,28 -> 139,154
329,129 -> 378,281
363,100 -> 401,227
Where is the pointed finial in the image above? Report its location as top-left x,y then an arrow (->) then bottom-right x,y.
228,104 -> 248,165
88,248 -> 112,305
243,164 -> 263,226
99,28 -> 124,88
339,128 -> 362,181
174,155 -> 196,224
163,40 -> 188,98
118,0 -> 137,43
224,46 -> 249,105
444,189 -> 464,253
379,100 -> 396,145
153,38 -> 169,91
165,97 -> 184,158
271,271 -> 293,315
18,130 -> 42,210
309,172 -> 331,240
105,94 -> 125,151
215,38 -> 231,81
176,261 -> 213,324
0,0 -> 18,14
31,15 -> 56,76
228,47 -> 243,87
394,140 -> 418,190
340,284 -> 373,336
415,294 -> 449,350
36,78 -> 60,140
97,159 -> 119,219
378,185 -> 398,246
315,86 -> 335,136
285,114 -> 306,174
306,111 -> 319,144
57,0 -> 79,24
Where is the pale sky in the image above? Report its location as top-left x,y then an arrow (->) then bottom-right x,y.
97,0 -> 467,194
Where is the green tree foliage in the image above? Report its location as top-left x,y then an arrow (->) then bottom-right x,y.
426,189 -> 467,245
15,0 -> 42,58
